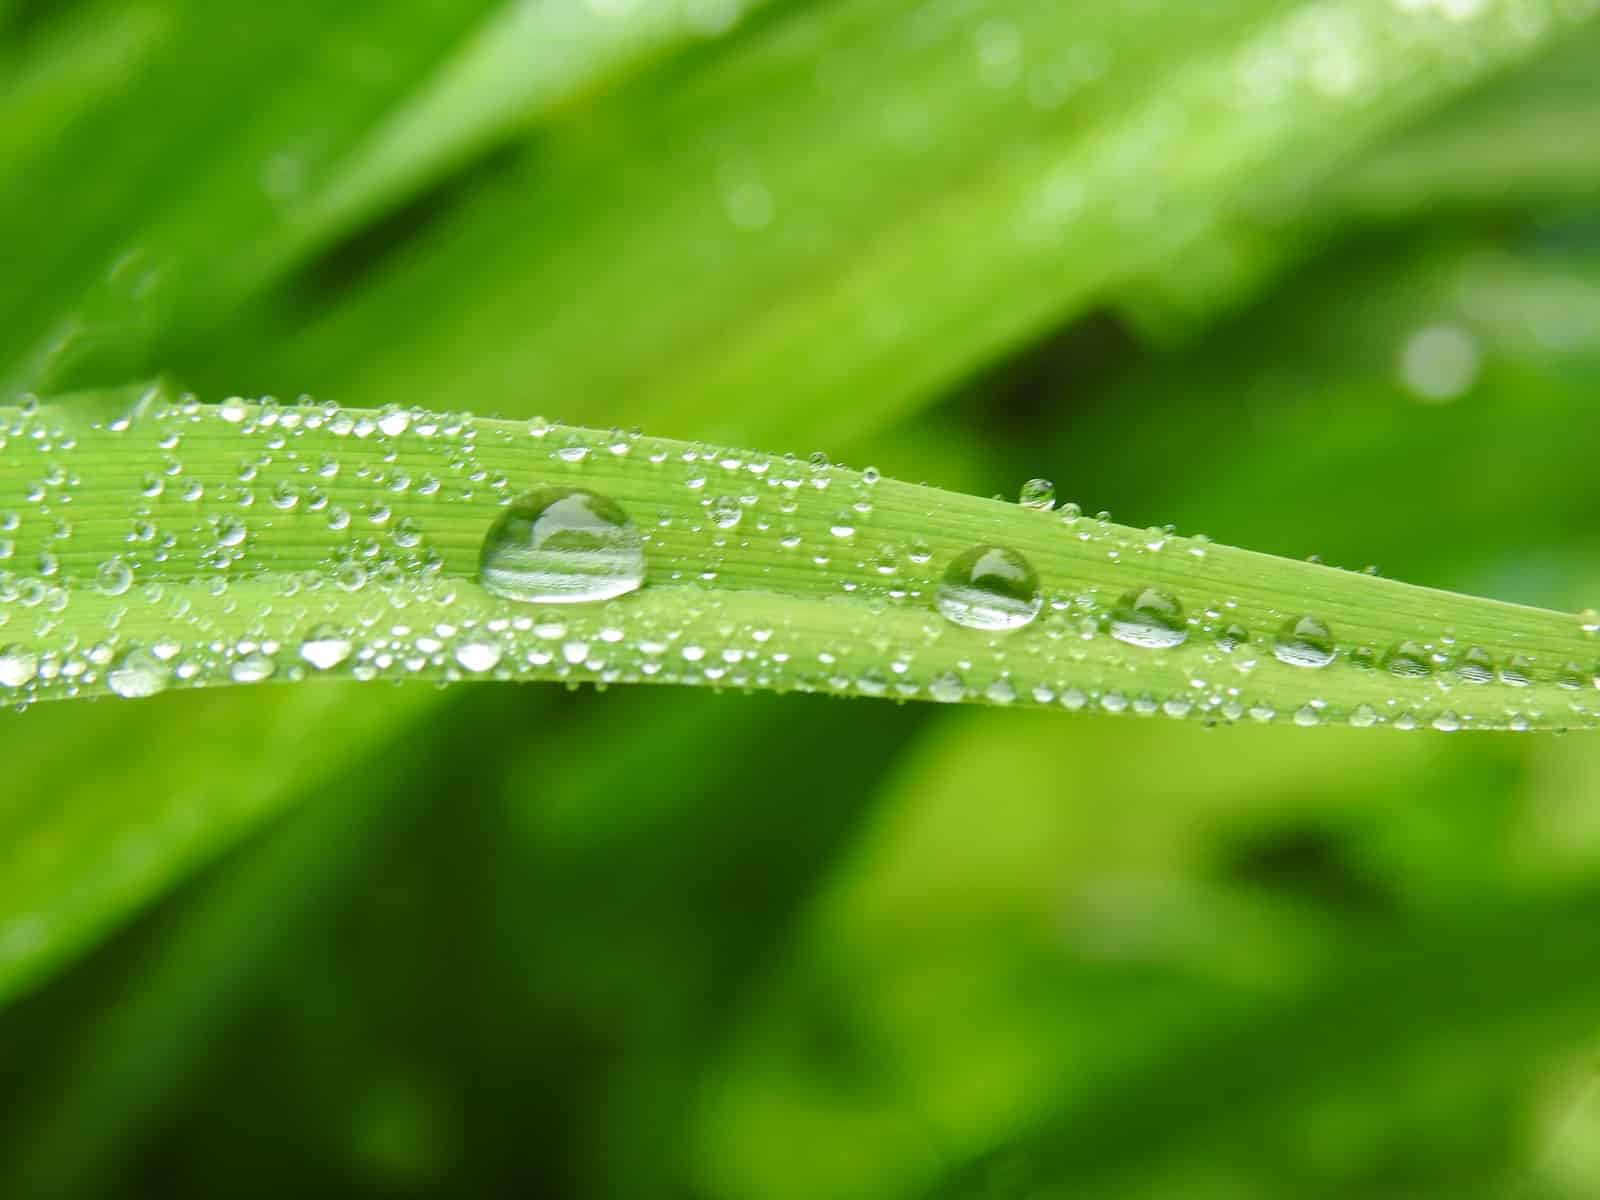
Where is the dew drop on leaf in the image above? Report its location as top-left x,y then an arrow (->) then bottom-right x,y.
934,544 -> 1042,631
230,653 -> 277,684
1216,622 -> 1250,653
478,488 -> 646,605
95,558 -> 133,597
299,624 -> 354,670
1018,478 -> 1055,510
1383,640 -> 1432,679
1455,645 -> 1495,684
107,647 -> 170,699
1272,615 -> 1337,669
1108,587 -> 1188,649
0,644 -> 39,688
454,638 -> 503,673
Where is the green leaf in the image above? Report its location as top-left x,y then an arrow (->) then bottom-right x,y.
2,388 -> 1598,732
193,0 -> 1599,446
0,680 -> 438,1005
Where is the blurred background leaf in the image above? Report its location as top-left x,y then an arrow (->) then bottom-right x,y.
4,0 -> 1600,1197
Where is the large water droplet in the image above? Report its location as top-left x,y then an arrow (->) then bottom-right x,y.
1455,645 -> 1494,684
1108,588 -> 1187,649
1272,615 -> 1337,669
1018,478 -> 1055,511
0,644 -> 39,689
107,647 -> 170,698
935,544 -> 1041,631
479,488 -> 646,604
1383,640 -> 1432,679
300,624 -> 353,670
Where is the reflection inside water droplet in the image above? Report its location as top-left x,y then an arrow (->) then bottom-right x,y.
107,647 -> 170,699
1108,587 -> 1187,649
479,488 -> 646,604
935,545 -> 1041,631
1272,615 -> 1337,669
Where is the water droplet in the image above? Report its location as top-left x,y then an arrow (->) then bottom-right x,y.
107,648 -> 170,698
479,488 -> 646,604
95,558 -> 133,597
935,545 -> 1041,632
0,645 -> 39,688
1215,622 -> 1249,652
299,625 -> 353,670
1500,655 -> 1533,687
1108,588 -> 1187,649
708,496 -> 742,530
230,653 -> 277,684
1018,478 -> 1055,510
1455,645 -> 1494,684
454,638 -> 503,673
1272,615 -> 1337,669
984,678 -> 1017,704
1383,640 -> 1432,679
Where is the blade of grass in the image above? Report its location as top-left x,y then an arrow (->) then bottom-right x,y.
0,682 -> 454,1200
2,387 -> 1599,732
914,889 -> 1600,1198
0,680 -> 440,1005
202,0 -> 1600,448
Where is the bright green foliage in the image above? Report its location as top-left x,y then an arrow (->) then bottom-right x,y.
2,391 -> 1599,737
4,1 -> 1600,1198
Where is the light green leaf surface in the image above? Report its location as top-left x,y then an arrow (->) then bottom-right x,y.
2,390 -> 1598,733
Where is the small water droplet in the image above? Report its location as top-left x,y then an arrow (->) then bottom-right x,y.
1383,640 -> 1432,679
1215,622 -> 1249,652
107,647 -> 170,699
1018,478 -> 1055,510
935,545 -> 1042,632
1272,615 -> 1337,669
1455,645 -> 1494,684
479,488 -> 646,604
708,496 -> 742,530
230,653 -> 277,684
299,624 -> 353,670
95,558 -> 133,597
1500,655 -> 1533,687
0,645 -> 39,688
1108,588 -> 1187,649
454,638 -> 503,673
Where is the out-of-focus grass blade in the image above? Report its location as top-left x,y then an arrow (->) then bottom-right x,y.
1049,230 -> 1600,604
693,709 -> 1598,1199
1334,21 -> 1600,222
0,0 -> 767,394
916,889 -> 1600,1198
200,0 -> 1598,446
242,0 -> 785,291
0,684 -> 438,1005
0,684 -> 452,1200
